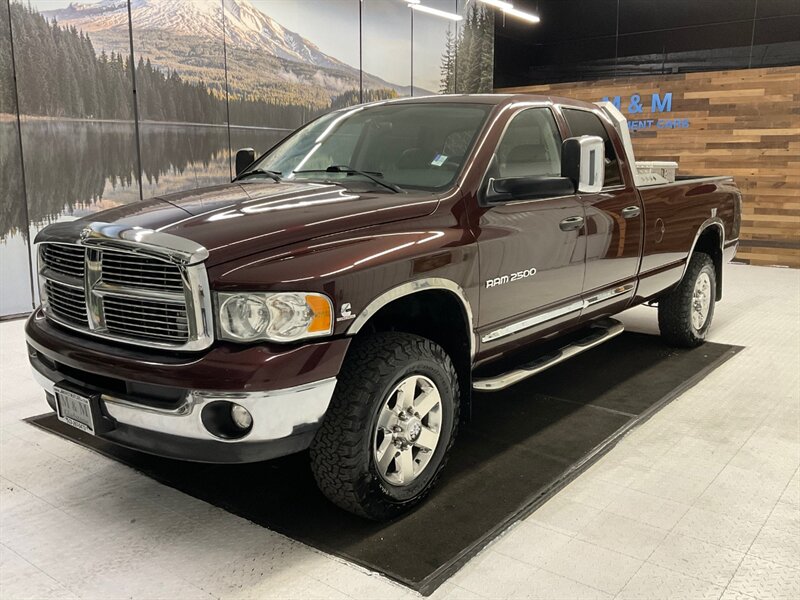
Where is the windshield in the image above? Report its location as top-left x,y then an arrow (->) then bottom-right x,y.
243,102 -> 493,192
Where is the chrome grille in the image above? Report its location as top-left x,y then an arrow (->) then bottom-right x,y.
38,238 -> 211,351
42,243 -> 85,279
44,280 -> 88,326
104,296 -> 189,343
101,249 -> 184,293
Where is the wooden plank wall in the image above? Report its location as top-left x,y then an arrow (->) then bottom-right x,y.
497,66 -> 800,268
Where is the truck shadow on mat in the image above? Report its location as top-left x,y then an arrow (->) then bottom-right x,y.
28,332 -> 741,596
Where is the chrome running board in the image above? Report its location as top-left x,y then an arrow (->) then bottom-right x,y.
473,318 -> 625,392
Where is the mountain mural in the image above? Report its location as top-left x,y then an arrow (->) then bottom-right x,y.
42,0 -> 420,109
51,0 -> 345,67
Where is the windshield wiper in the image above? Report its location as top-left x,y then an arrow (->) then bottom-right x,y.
293,165 -> 404,193
236,168 -> 283,182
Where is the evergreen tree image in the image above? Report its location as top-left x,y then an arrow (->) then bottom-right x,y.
440,28 -> 456,94
0,1 -> 16,115
440,3 -> 494,94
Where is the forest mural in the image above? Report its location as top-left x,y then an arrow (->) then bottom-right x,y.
0,0 -> 494,316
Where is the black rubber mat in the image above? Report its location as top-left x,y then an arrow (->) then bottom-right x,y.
28,333 -> 741,595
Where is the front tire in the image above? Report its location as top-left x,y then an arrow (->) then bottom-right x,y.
310,332 -> 459,520
658,252 -> 717,348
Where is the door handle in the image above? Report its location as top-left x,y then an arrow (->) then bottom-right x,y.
621,205 -> 641,219
559,216 -> 584,231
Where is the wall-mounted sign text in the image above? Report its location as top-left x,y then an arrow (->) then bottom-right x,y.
600,92 -> 691,132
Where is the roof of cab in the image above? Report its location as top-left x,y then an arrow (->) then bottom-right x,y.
373,93 -> 599,111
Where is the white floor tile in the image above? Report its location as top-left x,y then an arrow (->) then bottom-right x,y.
538,538 -> 642,594
452,551 -> 537,597
603,487 -> 691,531
576,510 -> 668,560
648,532 -> 745,588
0,544 -> 78,599
527,497 -> 601,537
617,562 -> 724,600
672,506 -> 764,553
726,554 -> 800,600
493,521 -> 573,567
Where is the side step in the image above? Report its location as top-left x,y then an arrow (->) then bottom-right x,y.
473,318 -> 625,392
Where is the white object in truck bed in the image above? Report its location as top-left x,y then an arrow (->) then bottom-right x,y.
595,102 -> 679,186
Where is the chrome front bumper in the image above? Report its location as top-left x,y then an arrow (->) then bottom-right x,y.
32,367 -> 336,446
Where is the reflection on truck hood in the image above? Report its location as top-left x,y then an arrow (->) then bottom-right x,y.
94,181 -> 440,266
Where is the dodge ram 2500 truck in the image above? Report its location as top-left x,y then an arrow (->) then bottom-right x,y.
27,94 -> 741,519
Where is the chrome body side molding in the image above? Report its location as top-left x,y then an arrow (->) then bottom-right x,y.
583,283 -> 635,307
481,300 -> 583,343
480,283 -> 634,344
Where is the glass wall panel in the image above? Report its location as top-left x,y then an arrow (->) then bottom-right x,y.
412,0 -> 458,96
226,0 -> 361,158
453,0 -> 494,93
0,0 -> 33,316
12,0 -> 142,215
10,0 -> 141,309
362,0 -> 411,100
130,0 -> 232,196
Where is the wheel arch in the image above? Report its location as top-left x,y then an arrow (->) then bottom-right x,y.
346,279 -> 475,421
685,219 -> 724,301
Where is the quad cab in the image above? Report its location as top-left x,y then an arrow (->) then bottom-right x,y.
27,95 -> 741,519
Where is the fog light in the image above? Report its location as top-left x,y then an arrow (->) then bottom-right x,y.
230,404 -> 253,430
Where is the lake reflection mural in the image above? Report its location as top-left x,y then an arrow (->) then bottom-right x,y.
0,0 -> 494,316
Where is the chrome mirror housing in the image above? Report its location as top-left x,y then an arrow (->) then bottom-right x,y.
562,135 -> 605,193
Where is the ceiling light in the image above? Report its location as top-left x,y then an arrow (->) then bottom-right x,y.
502,6 -> 540,23
477,0 -> 514,10
477,0 -> 540,24
409,4 -> 463,21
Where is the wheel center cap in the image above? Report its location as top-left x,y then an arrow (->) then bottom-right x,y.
406,418 -> 422,442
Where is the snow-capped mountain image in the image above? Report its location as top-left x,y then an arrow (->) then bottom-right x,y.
47,0 -> 347,70
42,0 -> 414,105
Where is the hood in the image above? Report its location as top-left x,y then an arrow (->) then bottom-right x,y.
89,181 -> 440,266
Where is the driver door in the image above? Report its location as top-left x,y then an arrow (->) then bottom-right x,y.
473,107 -> 586,360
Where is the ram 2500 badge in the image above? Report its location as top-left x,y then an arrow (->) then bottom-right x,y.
27,95 -> 741,519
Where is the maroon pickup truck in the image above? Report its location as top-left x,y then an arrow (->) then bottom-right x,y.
27,94 -> 741,519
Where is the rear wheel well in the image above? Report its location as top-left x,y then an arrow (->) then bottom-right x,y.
693,225 -> 723,300
353,290 -> 473,421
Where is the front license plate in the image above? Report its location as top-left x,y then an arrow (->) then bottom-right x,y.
55,387 -> 95,435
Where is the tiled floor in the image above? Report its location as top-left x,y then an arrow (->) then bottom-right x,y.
1,263 -> 798,600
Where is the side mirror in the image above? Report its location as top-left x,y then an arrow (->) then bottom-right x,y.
561,136 -> 604,193
486,176 -> 576,202
235,148 -> 256,177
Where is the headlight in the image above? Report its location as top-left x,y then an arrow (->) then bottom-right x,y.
216,292 -> 333,343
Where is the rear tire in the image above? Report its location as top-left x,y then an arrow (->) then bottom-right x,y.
658,252 -> 716,348
309,332 -> 459,520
